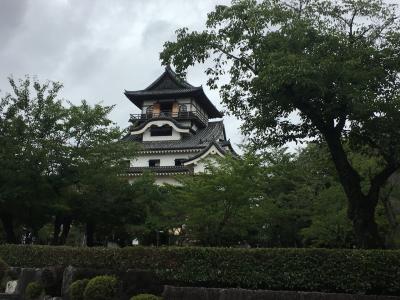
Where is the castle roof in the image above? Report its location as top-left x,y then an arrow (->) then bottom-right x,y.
122,120 -> 234,152
127,165 -> 191,176
124,66 -> 223,118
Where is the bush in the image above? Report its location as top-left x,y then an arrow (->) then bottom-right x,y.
0,258 -> 8,282
83,275 -> 118,300
0,245 -> 399,295
131,294 -> 161,300
25,281 -> 44,300
70,279 -> 90,300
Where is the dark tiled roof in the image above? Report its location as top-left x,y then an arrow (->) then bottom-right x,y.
145,65 -> 194,90
124,66 -> 223,118
123,120 -> 230,151
127,165 -> 191,175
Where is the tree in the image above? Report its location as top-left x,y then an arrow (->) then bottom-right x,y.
54,100 -> 138,246
160,0 -> 400,247
0,77 -> 67,243
257,148 -> 314,247
0,77 -> 140,246
161,155 -> 265,246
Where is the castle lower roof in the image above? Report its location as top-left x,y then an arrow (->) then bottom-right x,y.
127,165 -> 191,176
122,120 -> 232,152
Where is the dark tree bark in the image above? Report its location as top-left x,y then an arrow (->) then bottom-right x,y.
293,96 -> 386,248
86,222 -> 95,247
0,213 -> 17,244
324,131 -> 386,248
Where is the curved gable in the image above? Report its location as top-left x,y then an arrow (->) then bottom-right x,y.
131,119 -> 191,135
183,142 -> 226,166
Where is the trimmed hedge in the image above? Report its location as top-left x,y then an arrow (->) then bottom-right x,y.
83,275 -> 118,300
70,279 -> 90,300
0,245 -> 399,295
25,282 -> 44,300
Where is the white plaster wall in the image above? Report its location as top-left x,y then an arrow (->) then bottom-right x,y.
134,120 -> 189,142
192,156 -> 219,174
131,153 -> 192,167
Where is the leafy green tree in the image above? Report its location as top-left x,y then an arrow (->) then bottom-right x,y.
0,77 -> 140,246
126,172 -> 179,246
256,148 -> 314,247
54,100 -> 138,246
161,155 -> 265,246
0,77 -> 67,243
161,0 -> 400,247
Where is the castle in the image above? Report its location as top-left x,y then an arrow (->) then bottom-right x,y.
123,66 -> 236,184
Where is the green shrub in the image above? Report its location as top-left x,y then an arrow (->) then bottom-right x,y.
131,294 -> 161,300
25,281 -> 44,300
70,279 -> 90,300
0,245 -> 400,295
83,275 -> 118,300
0,258 -> 8,283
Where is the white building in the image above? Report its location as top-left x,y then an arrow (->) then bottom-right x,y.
123,66 -> 236,185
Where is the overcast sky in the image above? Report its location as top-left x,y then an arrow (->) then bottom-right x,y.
0,0 -> 244,151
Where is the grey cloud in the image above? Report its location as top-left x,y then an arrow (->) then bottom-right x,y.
0,0 -> 28,43
141,20 -> 175,48
0,0 -> 243,152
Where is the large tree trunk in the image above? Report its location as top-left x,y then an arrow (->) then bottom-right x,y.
324,132 -> 383,248
348,195 -> 382,248
0,213 -> 17,244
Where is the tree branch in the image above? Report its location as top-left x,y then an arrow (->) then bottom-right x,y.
368,162 -> 400,199
335,112 -> 347,133
213,44 -> 257,75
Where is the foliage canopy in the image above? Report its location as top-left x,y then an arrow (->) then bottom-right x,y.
161,0 -> 400,247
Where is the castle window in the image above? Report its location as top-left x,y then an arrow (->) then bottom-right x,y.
149,159 -> 160,167
175,159 -> 186,166
150,125 -> 172,136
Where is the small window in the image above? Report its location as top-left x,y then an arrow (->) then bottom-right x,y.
150,125 -> 172,136
149,159 -> 160,167
175,159 -> 186,166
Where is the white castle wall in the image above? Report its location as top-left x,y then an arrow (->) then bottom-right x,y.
131,153 -> 193,167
